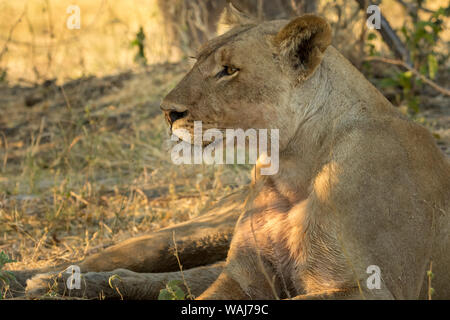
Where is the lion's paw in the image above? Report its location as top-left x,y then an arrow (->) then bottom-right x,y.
26,269 -> 128,299
26,271 -> 72,298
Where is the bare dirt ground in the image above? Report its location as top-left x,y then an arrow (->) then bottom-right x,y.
0,61 -> 448,298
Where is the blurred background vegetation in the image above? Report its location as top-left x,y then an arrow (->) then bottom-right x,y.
0,0 -> 448,298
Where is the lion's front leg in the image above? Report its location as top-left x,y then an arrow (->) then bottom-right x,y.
198,250 -> 285,300
290,287 -> 395,300
26,262 -> 224,300
197,272 -> 248,300
77,190 -> 243,273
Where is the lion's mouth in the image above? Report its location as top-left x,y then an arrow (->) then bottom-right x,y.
171,132 -> 223,148
170,126 -> 224,148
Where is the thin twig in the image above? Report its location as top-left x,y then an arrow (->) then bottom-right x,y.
0,7 -> 26,61
59,85 -> 73,112
427,261 -> 433,300
364,56 -> 450,96
396,0 -> 435,15
172,231 -> 194,299
108,274 -> 124,300
1,131 -> 8,173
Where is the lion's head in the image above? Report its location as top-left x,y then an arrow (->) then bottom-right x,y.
161,13 -> 332,150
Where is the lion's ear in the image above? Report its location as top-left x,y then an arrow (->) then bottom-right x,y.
274,15 -> 332,81
220,1 -> 255,28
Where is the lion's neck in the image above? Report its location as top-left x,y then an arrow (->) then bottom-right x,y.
285,46 -> 394,157
265,46 -> 395,203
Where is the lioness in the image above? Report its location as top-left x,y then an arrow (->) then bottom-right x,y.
25,12 -> 449,300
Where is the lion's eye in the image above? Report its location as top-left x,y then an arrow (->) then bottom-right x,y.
216,66 -> 239,79
226,66 -> 238,75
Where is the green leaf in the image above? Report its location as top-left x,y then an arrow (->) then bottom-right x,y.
407,96 -> 420,114
379,78 -> 399,88
157,280 -> 186,300
432,133 -> 441,140
367,32 -> 377,41
429,287 -> 435,296
158,289 -> 174,300
173,286 -> 185,300
167,279 -> 182,287
427,54 -> 438,79
0,252 -> 15,270
397,71 -> 413,91
3,271 -> 15,280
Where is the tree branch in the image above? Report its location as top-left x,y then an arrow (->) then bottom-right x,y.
355,0 -> 412,66
364,56 -> 450,96
396,0 -> 435,15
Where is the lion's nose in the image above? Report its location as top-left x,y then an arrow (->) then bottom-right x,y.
168,110 -> 188,124
160,102 -> 189,126
160,101 -> 188,126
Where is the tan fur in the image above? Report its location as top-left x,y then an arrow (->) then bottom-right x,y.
23,14 -> 450,300
162,15 -> 450,300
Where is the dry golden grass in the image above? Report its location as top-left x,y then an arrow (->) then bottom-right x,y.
0,0 -> 180,84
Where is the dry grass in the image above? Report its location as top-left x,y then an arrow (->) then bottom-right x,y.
0,0 -> 180,84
